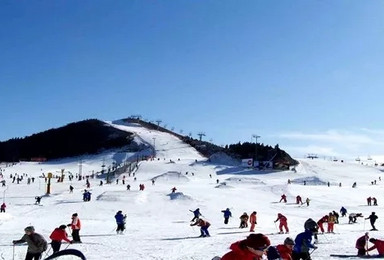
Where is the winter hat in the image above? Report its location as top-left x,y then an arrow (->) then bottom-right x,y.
369,238 -> 376,243
244,233 -> 271,250
59,225 -> 67,229
72,213 -> 78,217
24,226 -> 35,232
284,237 -> 295,245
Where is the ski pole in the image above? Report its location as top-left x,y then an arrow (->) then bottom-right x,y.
305,247 -> 317,260
12,244 -> 15,260
364,219 -> 366,231
274,221 -> 279,233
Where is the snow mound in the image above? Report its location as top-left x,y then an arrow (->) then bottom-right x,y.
224,177 -> 265,185
215,182 -> 233,189
152,171 -> 189,182
209,152 -> 240,166
292,176 -> 327,185
168,192 -> 192,200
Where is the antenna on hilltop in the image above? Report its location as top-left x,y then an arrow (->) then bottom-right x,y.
197,132 -> 206,141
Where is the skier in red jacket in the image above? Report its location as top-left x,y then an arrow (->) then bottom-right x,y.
275,213 -> 289,234
221,233 -> 271,260
49,225 -> 72,253
317,215 -> 328,233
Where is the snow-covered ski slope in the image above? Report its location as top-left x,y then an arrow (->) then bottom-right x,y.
1,122 -> 384,259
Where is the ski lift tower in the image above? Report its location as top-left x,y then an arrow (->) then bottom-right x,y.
252,134 -> 261,167
198,132 -> 206,142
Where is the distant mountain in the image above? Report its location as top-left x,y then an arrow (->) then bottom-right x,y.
0,119 -> 133,162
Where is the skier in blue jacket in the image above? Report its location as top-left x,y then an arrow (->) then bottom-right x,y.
221,208 -> 232,224
115,210 -> 126,234
292,218 -> 318,260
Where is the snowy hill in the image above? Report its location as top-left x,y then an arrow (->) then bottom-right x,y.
1,123 -> 384,259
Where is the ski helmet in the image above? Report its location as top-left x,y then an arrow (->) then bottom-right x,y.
304,218 -> 318,232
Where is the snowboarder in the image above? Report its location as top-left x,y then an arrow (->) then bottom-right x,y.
13,226 -> 48,260
355,232 -> 369,256
367,238 -> 384,256
349,213 -> 363,224
296,195 -> 303,205
340,206 -> 347,217
249,211 -> 257,232
49,225 -> 72,253
280,194 -> 287,203
35,196 -> 41,205
239,212 -> 249,228
67,213 -> 81,243
276,237 -> 295,260
115,210 -> 127,234
221,208 -> 232,224
190,208 -> 202,222
221,233 -> 271,260
292,219 -> 318,260
190,218 -> 210,237
275,213 -> 289,234
0,202 -> 5,213
366,212 -> 378,231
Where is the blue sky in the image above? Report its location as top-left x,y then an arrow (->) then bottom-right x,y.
1,0 -> 384,159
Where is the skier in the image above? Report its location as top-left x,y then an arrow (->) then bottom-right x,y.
296,195 -> 303,205
115,210 -> 127,234
69,185 -> 74,193
49,225 -> 72,253
373,197 -> 378,206
367,238 -> 384,256
366,212 -> 378,231
190,208 -> 202,222
127,184 -> 131,190
352,182 -> 357,188
327,212 -> 336,233
274,213 -> 289,234
35,196 -> 41,205
239,212 -> 249,228
221,233 -> 271,260
340,206 -> 347,217
349,213 -> 363,224
332,210 -> 340,224
317,215 -> 328,234
171,187 -> 177,193
367,197 -> 372,206
292,219 -> 318,260
355,232 -> 369,256
190,218 -> 210,237
280,194 -> 287,203
305,198 -> 310,206
249,211 -> 257,232
12,226 -> 48,260
0,202 -> 5,213
67,213 -> 82,243
276,237 -> 295,260
221,208 -> 232,224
